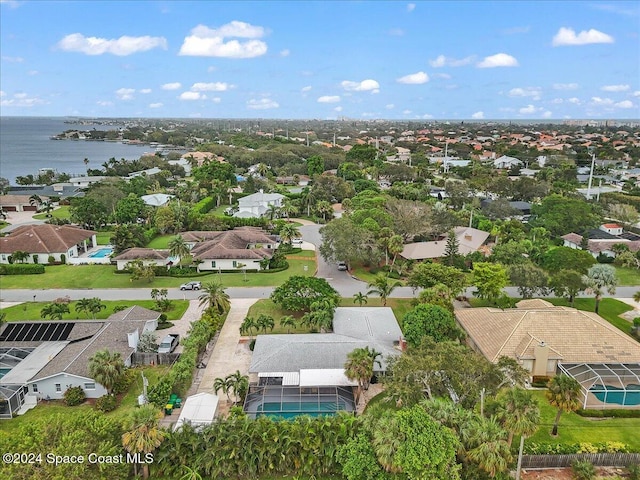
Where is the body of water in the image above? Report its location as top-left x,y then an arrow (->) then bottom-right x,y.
0,117 -> 155,185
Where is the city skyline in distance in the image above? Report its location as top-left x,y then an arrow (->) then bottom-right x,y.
1,0 -> 639,120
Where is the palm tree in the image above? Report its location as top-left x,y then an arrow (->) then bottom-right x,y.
225,370 -> 249,404
582,264 -> 617,314
464,417 -> 511,478
75,298 -> 93,318
367,273 -> 401,306
315,200 -> 333,222
239,316 -> 257,339
213,376 -> 231,401
267,203 -> 280,221
344,347 -> 377,404
88,349 -> 125,395
198,281 -> 231,314
40,200 -> 54,217
122,404 -> 165,479
495,387 -> 540,447
41,303 -> 70,320
279,223 -> 301,244
279,315 -> 297,334
353,292 -> 368,307
256,314 -> 275,333
280,201 -> 298,221
546,374 -> 582,436
11,250 -> 30,263
168,235 -> 191,269
29,194 -> 42,209
87,297 -> 106,319
634,291 -> 640,303
388,235 -> 404,267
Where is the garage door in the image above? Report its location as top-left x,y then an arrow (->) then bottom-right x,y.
1,206 -> 17,212
23,206 -> 37,211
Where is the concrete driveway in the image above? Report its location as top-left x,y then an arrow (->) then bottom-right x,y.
1,210 -> 45,232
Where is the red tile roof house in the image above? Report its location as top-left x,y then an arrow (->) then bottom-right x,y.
0,224 -> 97,264
183,227 -> 279,271
112,248 -> 173,271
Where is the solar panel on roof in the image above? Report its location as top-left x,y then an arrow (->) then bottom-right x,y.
32,324 -> 47,341
61,323 -> 74,339
0,322 -> 76,342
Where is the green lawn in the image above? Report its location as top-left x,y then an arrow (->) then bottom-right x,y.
32,205 -> 70,220
0,300 -> 189,322
96,230 -> 114,245
285,249 -> 315,259
527,390 -> 640,450
146,234 -> 174,249
246,297 -> 415,334
467,297 -> 634,335
0,258 -> 315,289
615,266 -> 640,286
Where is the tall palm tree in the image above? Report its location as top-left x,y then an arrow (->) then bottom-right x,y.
495,387 -> 540,447
344,347 -> 375,404
88,349 -> 125,395
168,235 -> 191,269
278,315 -> 297,334
352,292 -> 368,307
315,200 -> 333,222
279,223 -> 301,244
225,370 -> 249,404
582,264 -> 617,314
266,203 -> 280,221
280,201 -> 298,221
198,281 -> 230,314
464,417 -> 511,478
367,273 -> 401,307
29,194 -> 42,209
122,404 -> 166,479
213,376 -> 231,401
546,374 -> 582,436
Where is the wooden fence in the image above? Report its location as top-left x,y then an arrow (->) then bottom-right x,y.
132,352 -> 180,366
522,453 -> 640,468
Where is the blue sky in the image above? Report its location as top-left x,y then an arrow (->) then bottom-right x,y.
1,0 -> 638,120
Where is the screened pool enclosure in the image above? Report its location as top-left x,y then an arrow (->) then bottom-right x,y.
559,363 -> 640,409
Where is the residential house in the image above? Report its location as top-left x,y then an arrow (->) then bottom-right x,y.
0,306 -> 160,418
0,224 -> 97,264
141,193 -> 174,207
0,194 -> 48,212
561,224 -> 640,258
400,226 -> 490,261
455,300 -> 640,409
112,248 -> 173,271
493,155 -> 523,169
233,190 -> 285,219
185,227 -> 278,271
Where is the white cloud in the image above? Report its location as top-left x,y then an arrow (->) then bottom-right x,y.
553,83 -> 579,90
386,104 -> 395,110
191,82 -> 233,92
542,110 -> 553,118
247,98 -> 279,110
634,91 -> 640,97
2,56 -> 24,63
179,21 -> 268,58
402,109 -> 412,115
477,53 -> 519,68
301,86 -> 312,92
56,33 -> 167,56
317,95 -> 340,103
429,54 -> 475,68
471,111 -> 484,119
567,97 -> 581,105
96,100 -> 113,106
149,102 -> 163,108
508,87 -> 542,100
407,3 -> 415,12
0,91 -> 5,97
615,100 -> 634,109
115,88 -> 135,100
179,91 -> 206,101
139,88 -> 152,94
280,49 -> 290,57
334,106 -> 343,112
519,104 -> 537,115
552,27 -> 614,46
551,98 -> 564,104
161,82 -> 182,90
396,71 -> 429,84
601,84 -> 630,92
591,96 -> 614,106
0,92 -> 47,107
341,79 -> 380,92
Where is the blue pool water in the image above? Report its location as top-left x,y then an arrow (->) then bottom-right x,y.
89,248 -> 113,258
0,368 -> 10,380
590,384 -> 640,406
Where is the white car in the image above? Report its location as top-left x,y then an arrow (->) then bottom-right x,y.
179,281 -> 201,290
291,238 -> 303,246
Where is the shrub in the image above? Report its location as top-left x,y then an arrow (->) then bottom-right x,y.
60,253 -> 66,264
249,339 -> 256,351
596,253 -> 614,263
0,264 -> 45,275
111,368 -> 136,395
572,460 -> 596,480
112,305 -> 128,313
48,255 -> 55,264
628,464 -> 640,480
192,196 -> 215,214
32,254 -> 39,264
577,408 -> 640,418
63,386 -> 87,406
95,394 -> 118,413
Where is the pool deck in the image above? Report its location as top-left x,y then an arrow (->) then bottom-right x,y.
67,246 -> 113,265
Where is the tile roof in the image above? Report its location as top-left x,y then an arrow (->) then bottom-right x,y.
0,224 -> 96,254
187,228 -> 277,261
455,305 -> 640,364
112,248 -> 170,261
0,194 -> 50,206
400,227 -> 489,260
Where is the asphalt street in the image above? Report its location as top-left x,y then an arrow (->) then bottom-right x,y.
0,224 -> 637,302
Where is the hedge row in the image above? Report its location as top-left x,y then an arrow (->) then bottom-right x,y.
0,264 -> 46,275
577,408 -> 640,418
192,196 -> 216,215
524,441 -> 634,455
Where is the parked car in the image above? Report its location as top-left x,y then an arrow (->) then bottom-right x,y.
337,261 -> 348,271
158,334 -> 180,354
291,238 -> 303,246
180,281 -> 201,290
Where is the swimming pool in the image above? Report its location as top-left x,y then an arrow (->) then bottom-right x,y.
89,247 -> 113,258
590,384 -> 640,406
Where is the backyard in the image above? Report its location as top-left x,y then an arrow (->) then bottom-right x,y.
0,256 -> 316,289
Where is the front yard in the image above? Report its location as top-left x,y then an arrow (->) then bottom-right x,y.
0,256 -> 316,289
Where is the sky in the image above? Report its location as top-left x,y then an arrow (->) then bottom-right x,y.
1,0 -> 639,120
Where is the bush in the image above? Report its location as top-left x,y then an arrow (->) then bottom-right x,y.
32,254 -> 39,264
63,386 -> 86,406
249,339 -> 256,351
0,264 -> 45,275
112,305 -> 128,313
95,394 -> 118,413
192,196 -> 216,214
60,253 -> 66,264
111,368 -> 136,395
628,464 -> 640,480
576,408 -> 640,418
596,253 -> 615,263
48,255 -> 55,264
572,460 -> 596,480
156,321 -> 174,330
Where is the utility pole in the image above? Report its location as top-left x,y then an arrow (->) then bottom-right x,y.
586,153 -> 596,200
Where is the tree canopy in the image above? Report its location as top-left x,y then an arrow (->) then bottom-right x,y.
271,275 -> 339,311
402,304 -> 462,347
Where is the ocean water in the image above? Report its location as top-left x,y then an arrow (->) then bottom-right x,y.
0,117 -> 154,185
